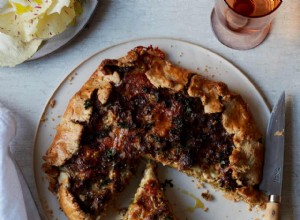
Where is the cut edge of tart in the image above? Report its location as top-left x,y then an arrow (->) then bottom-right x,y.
43,46 -> 267,220
123,161 -> 178,220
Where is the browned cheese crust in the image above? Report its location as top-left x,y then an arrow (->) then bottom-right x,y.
43,46 -> 266,219
123,162 -> 178,220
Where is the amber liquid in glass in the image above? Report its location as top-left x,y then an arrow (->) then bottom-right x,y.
226,0 -> 280,17
211,0 -> 282,49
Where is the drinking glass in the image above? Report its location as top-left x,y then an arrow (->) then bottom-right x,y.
211,0 -> 282,50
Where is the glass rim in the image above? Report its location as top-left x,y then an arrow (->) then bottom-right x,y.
224,0 -> 283,18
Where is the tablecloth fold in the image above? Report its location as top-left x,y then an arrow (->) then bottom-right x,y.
0,103 -> 40,220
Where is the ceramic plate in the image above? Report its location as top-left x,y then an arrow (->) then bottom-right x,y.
34,38 -> 270,220
28,0 -> 98,60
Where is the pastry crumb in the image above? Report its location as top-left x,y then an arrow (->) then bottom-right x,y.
203,207 -> 209,212
49,99 -> 56,108
41,114 -> 48,122
201,190 -> 213,201
69,76 -> 74,82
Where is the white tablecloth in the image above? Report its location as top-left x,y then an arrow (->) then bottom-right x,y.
0,1 -> 299,219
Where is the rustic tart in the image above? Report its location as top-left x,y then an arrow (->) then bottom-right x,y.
43,46 -> 266,219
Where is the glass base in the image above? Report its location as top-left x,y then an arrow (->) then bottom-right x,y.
211,9 -> 271,50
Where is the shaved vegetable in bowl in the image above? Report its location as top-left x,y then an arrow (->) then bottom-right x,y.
0,0 -> 82,67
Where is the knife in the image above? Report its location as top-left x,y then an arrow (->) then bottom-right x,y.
259,91 -> 285,220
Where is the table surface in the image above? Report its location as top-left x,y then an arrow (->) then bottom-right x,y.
0,1 -> 299,219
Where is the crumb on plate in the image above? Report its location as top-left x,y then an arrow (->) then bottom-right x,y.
201,190 -> 213,201
49,99 -> 56,108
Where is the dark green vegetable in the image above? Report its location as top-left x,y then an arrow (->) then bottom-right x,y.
83,99 -> 92,109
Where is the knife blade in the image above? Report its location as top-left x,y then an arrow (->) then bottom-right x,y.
259,91 -> 285,220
